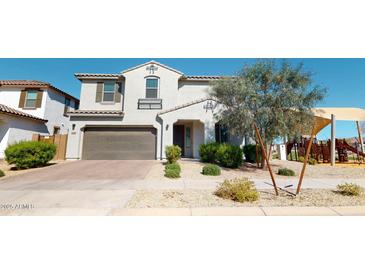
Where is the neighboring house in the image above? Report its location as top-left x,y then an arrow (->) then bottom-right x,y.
0,80 -> 79,158
66,61 -> 245,160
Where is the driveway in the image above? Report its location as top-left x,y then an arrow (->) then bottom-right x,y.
0,160 -> 156,190
0,160 -> 156,215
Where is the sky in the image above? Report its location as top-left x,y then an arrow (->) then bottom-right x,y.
0,58 -> 364,139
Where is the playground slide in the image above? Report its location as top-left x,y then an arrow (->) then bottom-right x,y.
341,139 -> 365,157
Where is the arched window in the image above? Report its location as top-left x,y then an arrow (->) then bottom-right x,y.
145,77 -> 159,98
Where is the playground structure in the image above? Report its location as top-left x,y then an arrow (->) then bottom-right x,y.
253,107 -> 365,196
286,137 -> 365,164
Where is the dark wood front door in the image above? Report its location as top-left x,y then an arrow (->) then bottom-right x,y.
173,125 -> 185,156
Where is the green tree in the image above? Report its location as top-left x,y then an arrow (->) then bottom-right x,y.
211,60 -> 326,168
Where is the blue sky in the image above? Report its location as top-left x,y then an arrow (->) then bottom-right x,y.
0,58 -> 364,139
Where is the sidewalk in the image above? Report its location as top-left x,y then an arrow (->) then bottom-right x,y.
3,205 -> 364,216
110,206 -> 365,216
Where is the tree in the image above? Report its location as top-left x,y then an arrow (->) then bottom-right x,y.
210,60 -> 326,168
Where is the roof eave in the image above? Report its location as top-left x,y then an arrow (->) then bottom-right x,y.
74,73 -> 123,81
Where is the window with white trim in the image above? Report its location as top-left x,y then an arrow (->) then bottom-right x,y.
103,82 -> 116,102
145,77 -> 159,99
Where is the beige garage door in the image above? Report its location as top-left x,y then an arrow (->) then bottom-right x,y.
82,127 -> 157,160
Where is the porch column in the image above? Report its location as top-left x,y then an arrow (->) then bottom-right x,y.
331,114 -> 336,166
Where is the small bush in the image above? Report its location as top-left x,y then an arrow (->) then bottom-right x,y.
199,143 -> 220,163
298,156 -> 305,162
0,169 -> 5,177
278,168 -> 295,176
215,178 -> 259,203
165,145 -> 181,164
165,163 -> 181,173
243,144 -> 261,163
164,168 -> 181,178
5,141 -> 56,169
308,158 -> 317,165
337,183 -> 362,196
202,164 -> 221,176
164,162 -> 181,178
216,143 -> 243,168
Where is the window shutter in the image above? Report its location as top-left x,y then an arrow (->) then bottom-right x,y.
18,90 -> 26,108
35,90 -> 43,108
115,83 -> 122,103
96,82 -> 103,102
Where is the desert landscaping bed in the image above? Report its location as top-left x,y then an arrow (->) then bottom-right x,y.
126,188 -> 365,208
145,159 -> 365,181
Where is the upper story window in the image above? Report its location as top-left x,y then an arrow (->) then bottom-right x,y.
145,77 -> 159,99
103,82 -> 116,102
25,90 -> 38,108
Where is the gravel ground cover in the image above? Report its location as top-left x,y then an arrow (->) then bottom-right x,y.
145,159 -> 365,181
126,188 -> 365,208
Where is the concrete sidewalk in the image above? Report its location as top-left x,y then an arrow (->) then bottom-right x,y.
110,206 -> 365,216
2,205 -> 365,216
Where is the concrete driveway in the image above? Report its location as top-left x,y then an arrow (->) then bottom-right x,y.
0,160 -> 156,215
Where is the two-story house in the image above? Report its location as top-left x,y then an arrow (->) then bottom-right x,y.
66,61 -> 244,160
0,80 -> 79,158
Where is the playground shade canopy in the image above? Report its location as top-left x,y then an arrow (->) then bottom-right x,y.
311,108 -> 365,135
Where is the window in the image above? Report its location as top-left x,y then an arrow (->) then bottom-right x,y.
64,98 -> 71,115
146,77 -> 159,98
103,82 -> 116,102
25,90 -> 38,108
75,102 -> 79,110
215,123 -> 229,143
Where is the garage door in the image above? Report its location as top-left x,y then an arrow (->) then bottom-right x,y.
82,127 -> 156,160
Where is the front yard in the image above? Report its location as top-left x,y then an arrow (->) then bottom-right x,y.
145,159 -> 365,181
126,188 -> 365,208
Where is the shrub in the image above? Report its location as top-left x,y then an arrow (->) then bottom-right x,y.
298,156 -> 305,162
164,168 -> 181,178
202,164 -> 221,176
215,178 -> 259,203
165,145 -> 181,164
308,158 -> 317,165
164,162 -> 181,178
165,163 -> 181,173
243,144 -> 261,163
199,143 -> 220,163
337,183 -> 362,196
216,143 -> 243,168
5,141 -> 56,169
278,168 -> 295,176
0,169 -> 5,177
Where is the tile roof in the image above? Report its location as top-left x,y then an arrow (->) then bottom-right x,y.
74,73 -> 122,80
182,76 -> 225,80
0,80 -> 79,102
68,110 -> 124,116
0,104 -> 47,122
158,98 -> 218,115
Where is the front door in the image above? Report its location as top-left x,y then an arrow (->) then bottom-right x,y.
173,125 -> 185,156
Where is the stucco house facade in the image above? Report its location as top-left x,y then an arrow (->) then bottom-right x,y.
66,61 -> 244,160
0,80 -> 79,158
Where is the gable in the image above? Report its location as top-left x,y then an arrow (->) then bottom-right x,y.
121,60 -> 183,76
